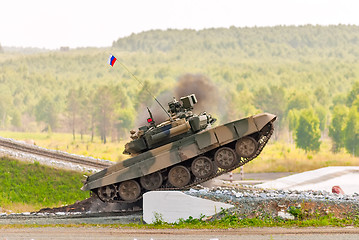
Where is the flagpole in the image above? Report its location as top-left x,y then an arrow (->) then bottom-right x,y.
111,56 -> 173,121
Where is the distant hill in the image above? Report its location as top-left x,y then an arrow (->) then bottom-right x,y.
113,25 -> 359,59
2,46 -> 51,54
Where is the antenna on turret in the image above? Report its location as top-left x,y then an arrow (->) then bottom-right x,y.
109,54 -> 173,121
146,107 -> 156,127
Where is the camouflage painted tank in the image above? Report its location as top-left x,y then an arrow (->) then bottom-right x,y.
82,94 -> 276,202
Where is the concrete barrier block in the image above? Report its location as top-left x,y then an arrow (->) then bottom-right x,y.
143,191 -> 233,224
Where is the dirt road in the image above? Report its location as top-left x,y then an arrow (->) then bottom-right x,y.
1,227 -> 359,240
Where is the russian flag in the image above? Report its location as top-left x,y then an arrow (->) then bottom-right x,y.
108,54 -> 117,67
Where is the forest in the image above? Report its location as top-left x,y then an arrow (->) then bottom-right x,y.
1,25 -> 359,155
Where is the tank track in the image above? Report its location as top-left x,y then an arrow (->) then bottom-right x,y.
160,121 -> 274,190
106,121 -> 274,203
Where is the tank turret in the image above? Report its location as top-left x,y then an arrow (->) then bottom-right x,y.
123,94 -> 216,156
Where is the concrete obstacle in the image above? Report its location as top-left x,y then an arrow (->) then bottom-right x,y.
143,191 -> 234,224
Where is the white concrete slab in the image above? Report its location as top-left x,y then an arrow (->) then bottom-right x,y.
257,166 -> 359,195
143,191 -> 234,224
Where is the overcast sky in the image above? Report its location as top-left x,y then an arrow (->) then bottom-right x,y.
1,0 -> 359,49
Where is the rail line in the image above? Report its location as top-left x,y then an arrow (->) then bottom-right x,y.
0,136 -> 112,170
0,211 -> 143,225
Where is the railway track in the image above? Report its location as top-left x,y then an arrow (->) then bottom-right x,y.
0,211 -> 143,225
0,136 -> 112,170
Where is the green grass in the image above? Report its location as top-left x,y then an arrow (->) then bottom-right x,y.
0,157 -> 90,212
132,207 -> 359,229
148,216 -> 359,229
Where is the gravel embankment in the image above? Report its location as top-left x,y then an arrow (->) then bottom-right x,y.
185,186 -> 359,219
0,137 -> 112,172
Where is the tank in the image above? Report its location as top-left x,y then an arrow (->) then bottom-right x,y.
82,94 -> 276,202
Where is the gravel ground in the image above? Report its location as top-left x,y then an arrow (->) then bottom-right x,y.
186,186 -> 359,219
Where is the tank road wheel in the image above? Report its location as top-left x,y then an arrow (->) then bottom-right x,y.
140,172 -> 163,190
97,184 -> 117,202
235,136 -> 258,158
118,180 -> 141,202
214,147 -> 237,170
168,165 -> 191,188
191,156 -> 214,179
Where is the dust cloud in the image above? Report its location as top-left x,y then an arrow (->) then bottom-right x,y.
134,73 -> 219,128
174,74 -> 219,113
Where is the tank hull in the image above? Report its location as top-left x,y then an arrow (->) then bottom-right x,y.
82,113 -> 276,195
